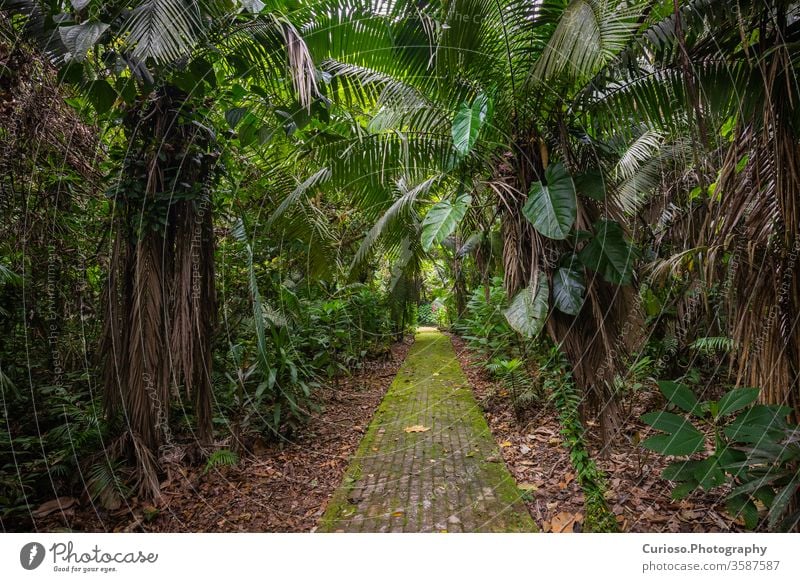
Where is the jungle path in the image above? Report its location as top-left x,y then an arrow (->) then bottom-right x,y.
319,328 -> 537,532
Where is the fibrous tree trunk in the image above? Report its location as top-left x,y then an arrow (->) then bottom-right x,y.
101,86 -> 218,497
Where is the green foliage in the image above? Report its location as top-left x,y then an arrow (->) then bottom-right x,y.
545,350 -> 618,532
417,303 -> 435,325
451,93 -> 490,157
504,275 -> 549,339
486,357 -> 541,416
204,449 -> 239,475
420,194 -> 472,251
642,381 -> 800,531
454,278 -> 517,360
578,220 -> 638,285
522,162 -> 577,240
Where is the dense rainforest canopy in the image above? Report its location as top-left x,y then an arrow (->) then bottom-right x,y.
1,0 -> 799,532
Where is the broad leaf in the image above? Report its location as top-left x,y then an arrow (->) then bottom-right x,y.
578,220 -> 637,284
658,381 -> 699,414
421,194 -> 471,251
504,275 -> 549,338
641,411 -> 697,435
671,480 -> 699,500
726,495 -> 759,529
225,107 -> 248,129
240,0 -> 265,12
661,460 -> 704,482
59,22 -> 109,62
724,405 -> 791,443
522,162 -> 576,240
574,169 -> 605,201
768,474 -> 800,530
692,456 -> 727,490
642,423 -> 705,456
552,267 -> 585,315
87,80 -> 116,114
715,387 -> 759,419
71,0 -> 91,9
451,93 -> 488,156
456,232 -> 483,258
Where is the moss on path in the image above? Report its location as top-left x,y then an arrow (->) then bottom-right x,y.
319,328 -> 537,532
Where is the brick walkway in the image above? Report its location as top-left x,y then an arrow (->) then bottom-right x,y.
319,328 -> 537,532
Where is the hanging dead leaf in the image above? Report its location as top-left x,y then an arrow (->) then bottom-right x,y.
404,425 -> 430,433
33,497 -> 76,518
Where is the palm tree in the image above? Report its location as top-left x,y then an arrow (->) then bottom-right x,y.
279,0 -> 648,442
0,0 -> 318,496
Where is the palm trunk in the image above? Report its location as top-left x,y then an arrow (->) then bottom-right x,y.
101,86 -> 218,497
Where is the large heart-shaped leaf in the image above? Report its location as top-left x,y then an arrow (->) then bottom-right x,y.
522,162 -> 576,240
451,93 -> 488,157
60,22 -> 110,62
578,220 -> 638,284
504,275 -> 549,338
552,267 -> 585,315
421,194 -> 471,251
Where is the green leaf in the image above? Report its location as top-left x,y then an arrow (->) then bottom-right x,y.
661,460 -> 704,482
726,495 -> 759,529
420,194 -> 471,251
716,387 -> 760,419
503,275 -> 549,339
59,22 -> 109,62
642,423 -> 705,456
641,411 -> 697,434
451,93 -> 488,156
658,381 -> 699,414
87,79 -> 116,114
574,169 -> 605,200
522,162 -> 576,240
671,479 -> 699,500
724,405 -> 790,443
768,474 -> 800,530
552,267 -> 585,316
692,457 -> 727,490
225,107 -> 248,129
578,220 -> 638,285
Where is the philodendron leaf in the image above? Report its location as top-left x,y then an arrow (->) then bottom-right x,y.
504,275 -> 549,338
452,93 -> 488,156
60,22 -> 110,62
552,267 -> 585,315
578,220 -> 638,285
421,194 -> 471,251
522,162 -> 576,240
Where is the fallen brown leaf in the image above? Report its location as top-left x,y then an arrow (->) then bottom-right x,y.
404,425 -> 431,433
